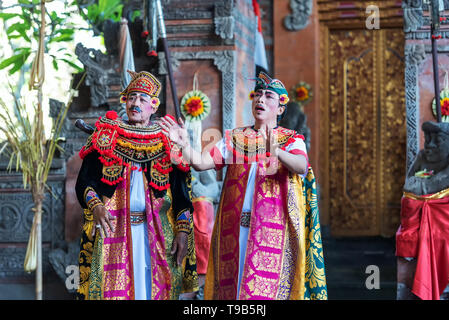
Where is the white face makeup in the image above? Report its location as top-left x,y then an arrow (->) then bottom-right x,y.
126,92 -> 156,126
251,89 -> 285,126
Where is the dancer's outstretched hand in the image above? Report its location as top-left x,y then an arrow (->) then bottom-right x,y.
158,116 -> 190,149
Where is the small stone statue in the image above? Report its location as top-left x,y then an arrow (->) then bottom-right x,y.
191,169 -> 220,201
279,101 -> 311,151
398,121 -> 449,300
403,121 -> 449,195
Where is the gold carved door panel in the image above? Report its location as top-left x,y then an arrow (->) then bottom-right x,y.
325,28 -> 405,237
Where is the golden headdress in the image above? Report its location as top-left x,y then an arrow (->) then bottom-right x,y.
120,70 -> 162,103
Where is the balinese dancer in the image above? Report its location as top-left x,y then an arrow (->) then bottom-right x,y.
160,71 -> 327,300
75,70 -> 198,300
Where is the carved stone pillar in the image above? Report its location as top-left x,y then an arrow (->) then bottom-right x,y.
404,43 -> 426,170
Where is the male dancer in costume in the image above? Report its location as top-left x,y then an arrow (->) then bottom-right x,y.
160,72 -> 327,300
75,70 -> 198,300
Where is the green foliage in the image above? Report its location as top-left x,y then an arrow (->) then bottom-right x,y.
75,0 -> 125,36
0,0 -> 126,76
86,0 -> 123,24
0,1 -> 82,75
131,10 -> 141,22
0,48 -> 31,75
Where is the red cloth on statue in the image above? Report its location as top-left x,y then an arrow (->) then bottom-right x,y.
396,192 -> 449,300
193,197 -> 215,274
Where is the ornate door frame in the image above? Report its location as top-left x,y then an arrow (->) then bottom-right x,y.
318,1 -> 405,237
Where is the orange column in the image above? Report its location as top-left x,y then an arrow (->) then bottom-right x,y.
273,0 -> 321,183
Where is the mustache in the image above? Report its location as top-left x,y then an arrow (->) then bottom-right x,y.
129,106 -> 142,113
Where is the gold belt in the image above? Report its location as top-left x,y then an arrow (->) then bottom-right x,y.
130,211 -> 146,225
403,187 -> 449,201
240,211 -> 251,228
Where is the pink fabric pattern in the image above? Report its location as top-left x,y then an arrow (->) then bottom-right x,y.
102,169 -> 134,299
146,189 -> 171,300
238,163 -> 289,300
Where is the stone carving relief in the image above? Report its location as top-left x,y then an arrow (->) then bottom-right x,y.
75,43 -> 116,108
214,0 -> 235,40
0,184 -> 65,279
404,43 -> 426,171
49,241 -> 80,292
402,0 -> 424,33
284,0 -> 313,31
49,98 -> 72,154
403,0 -> 449,38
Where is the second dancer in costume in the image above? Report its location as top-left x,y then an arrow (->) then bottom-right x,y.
159,72 -> 327,300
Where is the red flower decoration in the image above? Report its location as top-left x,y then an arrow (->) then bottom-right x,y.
141,30 -> 149,38
441,98 -> 449,116
105,110 -> 118,120
184,97 -> 204,116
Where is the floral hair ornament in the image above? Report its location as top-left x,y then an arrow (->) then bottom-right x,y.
119,70 -> 162,104
279,94 -> 289,105
432,71 -> 449,122
151,97 -> 160,111
180,72 -> 211,122
249,90 -> 256,100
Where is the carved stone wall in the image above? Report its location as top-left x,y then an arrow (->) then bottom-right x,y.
403,0 -> 449,38
0,159 -> 65,280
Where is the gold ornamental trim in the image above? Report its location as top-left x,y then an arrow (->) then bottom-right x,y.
403,188 -> 449,201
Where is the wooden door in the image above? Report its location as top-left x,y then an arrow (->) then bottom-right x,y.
321,27 -> 406,237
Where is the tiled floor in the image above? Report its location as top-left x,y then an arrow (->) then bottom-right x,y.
0,274 -> 74,300
322,229 -> 397,300
0,231 -> 398,300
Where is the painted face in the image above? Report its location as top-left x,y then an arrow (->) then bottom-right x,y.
126,92 -> 156,126
251,89 -> 285,123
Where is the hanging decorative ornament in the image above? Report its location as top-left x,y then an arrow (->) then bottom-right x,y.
180,73 -> 211,122
432,71 -> 449,122
291,81 -> 313,105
